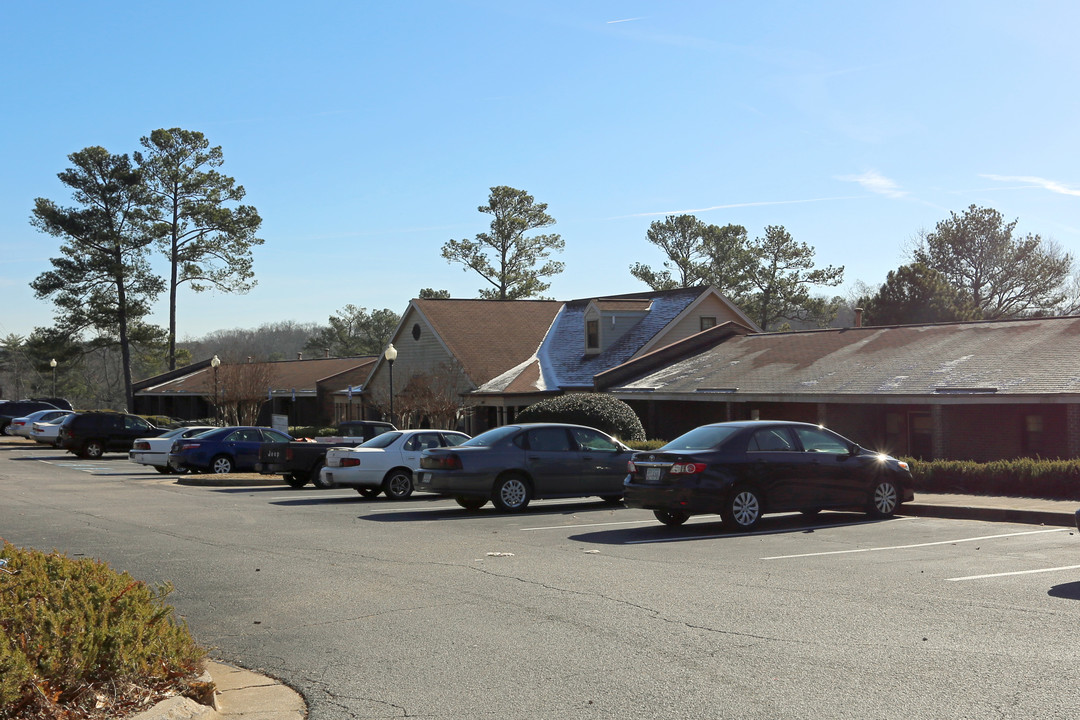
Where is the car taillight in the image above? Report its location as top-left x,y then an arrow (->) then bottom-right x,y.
285,448 -> 293,461
427,454 -> 462,470
670,462 -> 707,475
627,460 -> 637,473
134,441 -> 150,450
180,442 -> 200,451
341,458 -> 361,467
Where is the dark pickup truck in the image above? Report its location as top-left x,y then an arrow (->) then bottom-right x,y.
256,421 -> 396,488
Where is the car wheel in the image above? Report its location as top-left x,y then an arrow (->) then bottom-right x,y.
311,462 -> 335,489
154,466 -> 173,474
455,496 -> 487,510
491,474 -> 532,512
356,487 -> 381,498
382,469 -> 414,500
83,440 -> 105,459
868,478 -> 900,518
654,510 -> 690,527
722,485 -> 763,531
210,455 -> 234,474
284,472 -> 307,489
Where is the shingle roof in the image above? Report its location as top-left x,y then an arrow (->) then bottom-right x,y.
139,357 -> 377,395
411,299 -> 562,386
539,287 -> 710,389
604,316 -> 1080,399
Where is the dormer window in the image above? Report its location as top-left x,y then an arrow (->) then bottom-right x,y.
586,319 -> 600,351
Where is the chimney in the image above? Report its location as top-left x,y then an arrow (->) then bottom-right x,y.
324,347 -> 330,358
247,356 -> 253,363
854,308 -> 863,328
297,352 -> 303,360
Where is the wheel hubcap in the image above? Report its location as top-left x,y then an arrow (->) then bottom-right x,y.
875,483 -> 897,512
732,492 -> 759,526
501,480 -> 527,507
213,460 -> 230,473
390,474 -> 410,496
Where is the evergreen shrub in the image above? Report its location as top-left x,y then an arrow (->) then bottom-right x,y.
906,457 -> 1080,500
0,541 -> 206,719
516,393 -> 646,442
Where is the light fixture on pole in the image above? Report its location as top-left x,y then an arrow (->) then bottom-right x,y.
50,358 -> 57,397
210,355 -> 221,424
384,343 -> 397,425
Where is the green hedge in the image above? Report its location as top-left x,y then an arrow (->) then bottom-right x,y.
907,457 -> 1080,500
0,541 -> 206,718
517,393 -> 647,442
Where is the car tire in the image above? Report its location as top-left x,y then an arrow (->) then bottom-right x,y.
654,510 -> 690,527
311,461 -> 334,489
868,478 -> 900,518
599,495 -> 624,505
83,440 -> 105,459
455,496 -> 486,510
210,455 -> 234,474
722,485 -> 763,531
154,466 -> 173,474
356,487 -> 381,498
284,472 -> 307,489
491,474 -> 532,512
382,469 -> 414,500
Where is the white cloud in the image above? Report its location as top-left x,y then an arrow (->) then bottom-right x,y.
836,171 -> 907,198
607,17 -> 644,24
980,174 -> 1080,197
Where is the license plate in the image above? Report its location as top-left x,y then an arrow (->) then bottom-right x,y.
646,467 -> 661,482
418,472 -> 429,484
325,472 -> 333,483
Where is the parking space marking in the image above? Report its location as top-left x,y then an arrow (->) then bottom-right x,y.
947,564 -> 1080,581
523,518 -> 669,531
761,527 -> 1068,560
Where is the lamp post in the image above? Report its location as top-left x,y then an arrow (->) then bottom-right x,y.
49,358 -> 57,397
210,355 -> 221,425
384,343 -> 397,425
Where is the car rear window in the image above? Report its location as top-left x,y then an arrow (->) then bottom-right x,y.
661,425 -> 742,451
361,432 -> 402,448
460,426 -> 519,447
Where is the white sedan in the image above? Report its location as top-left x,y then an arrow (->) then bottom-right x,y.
321,429 -> 470,499
129,426 -> 216,473
10,409 -> 72,438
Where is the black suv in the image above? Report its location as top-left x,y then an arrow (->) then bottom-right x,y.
57,412 -> 167,459
0,400 -> 60,434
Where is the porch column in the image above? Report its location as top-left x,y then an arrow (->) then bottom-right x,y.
931,405 -> 945,460
1067,404 -> 1080,458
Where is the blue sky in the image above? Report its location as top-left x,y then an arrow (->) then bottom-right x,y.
2,1 -> 1078,342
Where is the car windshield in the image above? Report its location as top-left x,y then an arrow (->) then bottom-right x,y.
360,432 -> 402,448
159,427 -> 190,439
460,425 -> 520,447
661,425 -> 742,451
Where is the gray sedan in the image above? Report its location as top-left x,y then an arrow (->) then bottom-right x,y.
416,423 -> 632,511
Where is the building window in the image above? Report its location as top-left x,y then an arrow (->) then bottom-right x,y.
586,319 -> 599,350
1024,414 -> 1044,455
412,323 -> 422,341
700,316 -> 717,331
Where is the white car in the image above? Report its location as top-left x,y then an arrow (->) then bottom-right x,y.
129,426 -> 216,474
321,429 -> 470,498
10,409 -> 73,438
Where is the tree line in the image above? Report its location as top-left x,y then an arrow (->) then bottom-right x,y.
11,167 -> 1076,413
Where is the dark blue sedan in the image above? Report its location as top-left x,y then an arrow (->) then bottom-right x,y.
624,420 -> 914,530
169,426 -> 293,474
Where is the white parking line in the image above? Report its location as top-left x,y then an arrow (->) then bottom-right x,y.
947,564 -> 1080,581
761,527 -> 1068,560
523,519 -> 669,531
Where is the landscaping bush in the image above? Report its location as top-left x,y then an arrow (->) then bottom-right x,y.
0,541 -> 206,719
516,393 -> 646,442
906,457 -> 1080,500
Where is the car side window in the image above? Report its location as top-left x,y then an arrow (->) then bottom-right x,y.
404,435 -> 423,451
442,433 -> 468,447
570,427 -> 618,452
526,428 -> 573,452
793,427 -> 850,454
125,416 -> 150,432
261,429 -> 292,443
748,428 -> 796,452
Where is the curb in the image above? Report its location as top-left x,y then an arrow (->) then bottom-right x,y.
129,661 -> 306,720
902,502 -> 1076,528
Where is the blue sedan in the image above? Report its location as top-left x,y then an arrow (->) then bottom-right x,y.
169,426 -> 293,474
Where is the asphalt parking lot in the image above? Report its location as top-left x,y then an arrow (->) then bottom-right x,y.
5,439 -> 1080,719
